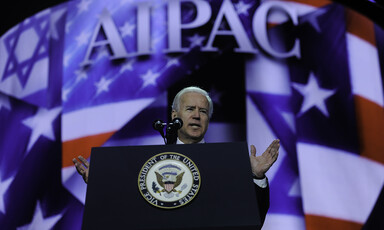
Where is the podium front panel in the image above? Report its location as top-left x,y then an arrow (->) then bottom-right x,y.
82,142 -> 262,230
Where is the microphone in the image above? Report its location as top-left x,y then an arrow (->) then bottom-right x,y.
153,120 -> 166,144
153,118 -> 183,145
168,118 -> 183,130
152,119 -> 165,131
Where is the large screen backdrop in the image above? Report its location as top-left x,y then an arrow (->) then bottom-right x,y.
0,0 -> 383,229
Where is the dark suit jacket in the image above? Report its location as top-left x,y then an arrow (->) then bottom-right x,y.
255,178 -> 270,226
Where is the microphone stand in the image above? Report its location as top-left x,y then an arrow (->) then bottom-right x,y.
165,126 -> 178,145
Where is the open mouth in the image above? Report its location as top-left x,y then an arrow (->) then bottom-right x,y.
189,123 -> 201,128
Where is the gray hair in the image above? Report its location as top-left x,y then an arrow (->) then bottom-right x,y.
172,86 -> 213,118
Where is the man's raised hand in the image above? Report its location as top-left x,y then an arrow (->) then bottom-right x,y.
250,139 -> 280,179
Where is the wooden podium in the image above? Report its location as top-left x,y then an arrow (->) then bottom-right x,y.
82,142 -> 262,230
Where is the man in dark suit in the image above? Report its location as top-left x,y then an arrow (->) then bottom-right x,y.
73,86 -> 279,225
169,86 -> 279,224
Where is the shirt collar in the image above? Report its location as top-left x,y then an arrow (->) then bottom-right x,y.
176,138 -> 205,144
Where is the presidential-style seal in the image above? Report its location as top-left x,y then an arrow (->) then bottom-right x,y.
138,152 -> 201,209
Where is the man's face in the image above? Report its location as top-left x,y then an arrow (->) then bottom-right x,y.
172,92 -> 209,144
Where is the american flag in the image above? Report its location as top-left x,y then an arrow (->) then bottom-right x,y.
246,1 -> 384,229
0,0 -> 383,229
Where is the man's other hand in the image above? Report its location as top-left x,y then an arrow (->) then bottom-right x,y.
72,155 -> 89,184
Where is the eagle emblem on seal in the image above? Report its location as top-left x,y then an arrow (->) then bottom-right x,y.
154,164 -> 185,193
